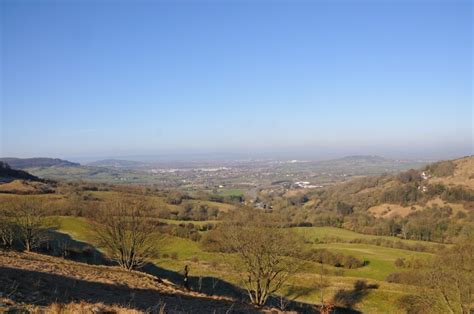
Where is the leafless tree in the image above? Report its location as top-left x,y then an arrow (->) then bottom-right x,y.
0,211 -> 16,249
398,240 -> 474,314
207,208 -> 303,306
426,241 -> 474,314
94,199 -> 158,270
9,199 -> 48,252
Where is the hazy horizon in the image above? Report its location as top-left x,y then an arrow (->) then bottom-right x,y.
0,149 -> 469,165
1,1 -> 472,160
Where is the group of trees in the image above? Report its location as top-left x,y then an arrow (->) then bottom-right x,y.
0,199 -> 50,251
158,221 -> 214,242
302,249 -> 366,269
158,202 -> 220,221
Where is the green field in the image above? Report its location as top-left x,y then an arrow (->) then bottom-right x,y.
53,216 -> 432,313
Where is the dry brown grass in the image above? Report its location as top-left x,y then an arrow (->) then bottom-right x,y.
29,301 -> 145,314
0,180 -> 51,194
368,197 -> 468,218
0,251 -> 257,313
368,203 -> 421,218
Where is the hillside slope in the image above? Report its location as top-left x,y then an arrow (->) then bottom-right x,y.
428,156 -> 474,189
261,156 -> 474,243
0,162 -> 42,183
313,156 -> 474,213
0,251 -> 257,313
0,157 -> 79,169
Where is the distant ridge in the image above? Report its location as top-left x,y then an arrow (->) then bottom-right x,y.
0,157 -> 79,169
0,162 -> 42,182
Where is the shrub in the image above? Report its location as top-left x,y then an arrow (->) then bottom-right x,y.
304,249 -> 365,269
386,271 -> 422,285
394,257 -> 405,268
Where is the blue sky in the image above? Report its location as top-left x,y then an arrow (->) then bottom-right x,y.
1,0 -> 472,160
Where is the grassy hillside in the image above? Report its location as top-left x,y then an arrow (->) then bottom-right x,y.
51,216 -> 434,313
0,251 -> 257,313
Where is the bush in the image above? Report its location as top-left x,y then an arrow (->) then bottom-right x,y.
397,294 -> 438,313
398,169 -> 422,184
304,249 -> 365,269
386,271 -> 422,285
394,257 -> 405,268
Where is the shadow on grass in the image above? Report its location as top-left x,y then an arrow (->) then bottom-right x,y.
143,263 -> 362,313
39,230 -> 111,266
333,280 -> 379,310
0,266 -> 256,313
33,231 -> 365,313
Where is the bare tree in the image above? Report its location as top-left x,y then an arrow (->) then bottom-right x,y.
426,241 -> 474,314
399,240 -> 474,314
206,208 -> 303,306
9,199 -> 48,252
0,211 -> 16,249
94,199 -> 158,270
316,262 -> 331,311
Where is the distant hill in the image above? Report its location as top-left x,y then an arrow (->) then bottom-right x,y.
0,157 -> 79,169
0,161 -> 42,182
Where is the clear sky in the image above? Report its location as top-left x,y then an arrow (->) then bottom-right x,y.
1,0 -> 472,161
